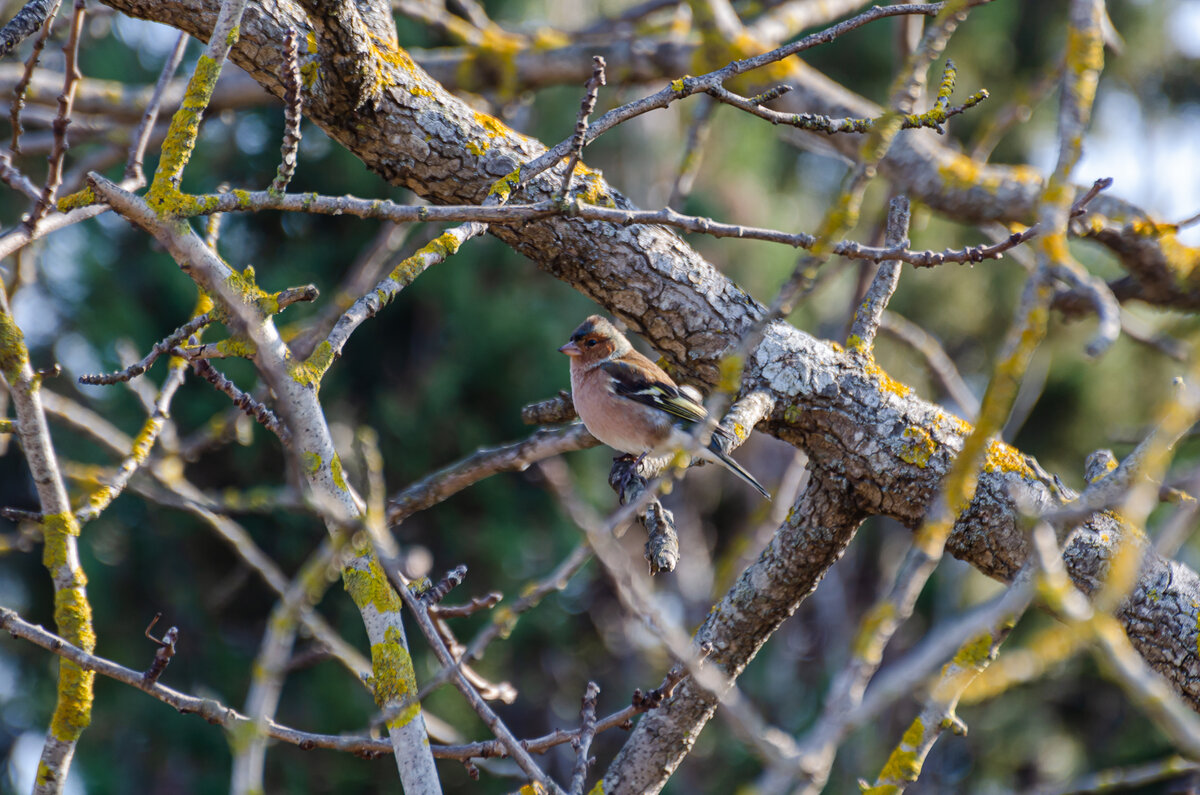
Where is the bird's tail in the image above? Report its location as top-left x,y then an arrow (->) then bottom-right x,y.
703,441 -> 771,500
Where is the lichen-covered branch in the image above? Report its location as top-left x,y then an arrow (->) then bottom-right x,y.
0,284 -> 95,795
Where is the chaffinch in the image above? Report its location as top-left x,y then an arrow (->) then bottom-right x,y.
558,315 -> 770,500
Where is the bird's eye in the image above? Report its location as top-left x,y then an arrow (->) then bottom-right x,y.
585,339 -> 598,348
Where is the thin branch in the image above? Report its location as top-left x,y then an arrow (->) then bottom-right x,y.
419,564 -> 468,606
288,221 -> 418,360
570,682 -> 601,795
78,314 -> 211,385
434,664 -> 692,761
324,221 -> 488,359
7,0 -> 62,154
26,0 -> 85,231
540,456 -> 797,770
125,31 -> 189,183
429,591 -> 503,619
39,390 -> 373,684
847,195 -> 911,352
75,354 -> 190,525
0,149 -> 41,198
521,391 -> 576,425
515,1 -> 990,191
0,606 -> 392,755
1032,756 -> 1200,795
557,55 -> 606,201
386,424 -> 598,526
417,540 -> 593,700
269,28 -> 303,196
86,177 -> 1111,270
184,355 -> 290,443
706,79 -> 987,135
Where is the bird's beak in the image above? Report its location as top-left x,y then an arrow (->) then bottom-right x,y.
558,340 -> 582,357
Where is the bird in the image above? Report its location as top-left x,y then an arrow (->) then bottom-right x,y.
558,315 -> 770,500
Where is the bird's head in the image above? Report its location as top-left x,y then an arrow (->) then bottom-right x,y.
558,315 -> 632,364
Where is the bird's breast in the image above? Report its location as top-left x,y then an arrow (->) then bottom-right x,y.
570,366 -> 671,455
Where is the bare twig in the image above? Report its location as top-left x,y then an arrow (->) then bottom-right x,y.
515,2 -> 989,195
383,551 -> 564,792
557,55 -> 606,200
521,391 -> 575,425
184,355 -> 290,443
324,221 -> 488,359
429,591 -> 502,619
0,149 -> 41,198
80,178 -> 1112,271
78,314 -> 211,385
847,195 -> 911,352
7,0 -> 62,153
705,80 -> 987,135
570,682 -> 601,795
418,541 -> 592,700
269,28 -> 303,196
434,665 -> 692,761
1032,756 -> 1200,795
386,424 -> 598,526
26,0 -> 85,231
0,606 -> 391,755
420,564 -> 468,606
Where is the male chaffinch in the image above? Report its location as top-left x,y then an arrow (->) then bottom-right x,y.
558,315 -> 770,500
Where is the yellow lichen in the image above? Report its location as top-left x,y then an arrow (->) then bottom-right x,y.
370,625 -> 420,723
330,453 -> 348,492
292,340 -> 335,389
473,110 -> 511,140
865,360 -> 911,399
852,602 -> 895,662
301,451 -> 322,474
148,54 -> 223,215
56,186 -> 96,212
899,426 -> 936,468
982,439 -> 1036,478
342,555 -> 404,615
0,306 -> 30,382
573,169 -> 615,207
875,718 -> 925,784
952,631 -> 994,669
224,266 -> 279,317
454,26 -> 522,98
488,168 -> 522,202
215,337 -> 256,358
47,656 -> 95,742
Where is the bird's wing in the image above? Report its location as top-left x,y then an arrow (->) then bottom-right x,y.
602,359 -> 709,426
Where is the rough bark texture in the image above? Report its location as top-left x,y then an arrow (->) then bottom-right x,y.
93,0 -> 1200,784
